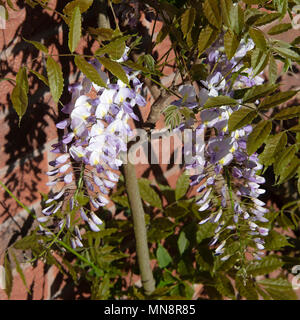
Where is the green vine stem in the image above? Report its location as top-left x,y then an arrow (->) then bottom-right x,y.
123,162 -> 156,296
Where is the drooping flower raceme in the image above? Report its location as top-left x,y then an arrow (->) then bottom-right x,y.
174,37 -> 268,261
39,54 -> 146,248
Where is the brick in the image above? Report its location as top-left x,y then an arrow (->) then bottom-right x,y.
0,150 -> 49,224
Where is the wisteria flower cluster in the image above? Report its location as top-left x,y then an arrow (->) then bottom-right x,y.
39,53 -> 146,248
176,37 -> 269,261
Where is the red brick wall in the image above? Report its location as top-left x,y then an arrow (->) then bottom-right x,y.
0,0 -> 299,300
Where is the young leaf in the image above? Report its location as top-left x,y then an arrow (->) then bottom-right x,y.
181,7 -> 196,37
95,37 -> 129,61
216,274 -> 235,299
177,231 -> 189,255
29,69 -> 49,86
88,27 -> 114,41
68,6 -> 81,53
138,178 -> 162,209
277,156 -> 300,185
264,231 -> 291,250
98,57 -> 128,85
203,0 -> 221,29
243,83 -> 278,103
258,91 -> 297,110
156,244 -> 173,268
274,106 -> 300,120
268,23 -> 292,36
249,27 -> 267,51
198,25 -> 219,55
289,124 -> 300,132
247,255 -> 283,276
273,46 -> 300,61
231,3 -> 244,35
220,0 -> 233,29
268,54 -> 277,84
11,67 -> 29,125
253,50 -> 269,76
63,0 -> 93,17
259,132 -> 287,166
175,173 -> 190,200
10,250 -> 29,293
23,38 -> 48,53
224,30 -> 240,60
203,96 -> 238,109
274,145 -> 297,177
254,13 -> 281,27
246,120 -> 272,155
46,56 -> 64,103
74,55 -> 107,88
228,107 -> 256,132
235,276 -> 258,300
4,252 -> 12,299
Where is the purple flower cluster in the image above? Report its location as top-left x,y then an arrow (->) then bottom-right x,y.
39,53 -> 146,248
180,38 -> 269,260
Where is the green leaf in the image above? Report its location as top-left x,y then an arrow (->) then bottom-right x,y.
98,57 -> 128,85
11,67 -> 29,125
261,279 -> 298,300
198,25 -> 219,55
254,12 -> 281,27
138,178 -> 162,209
246,120 -> 272,155
243,83 -> 278,103
68,6 -> 81,53
46,56 -> 63,103
95,36 -> 129,61
203,0 -> 221,29
259,132 -> 287,166
157,244 -> 173,268
181,7 -> 196,37
259,91 -> 297,110
29,69 -> 49,86
249,27 -> 267,51
235,276 -> 258,300
175,173 -> 190,200
10,250 -> 29,293
203,96 -> 238,109
274,106 -> 300,120
268,54 -> 278,84
177,231 -> 189,255
63,0 -> 93,17
258,278 -> 294,290
23,38 -> 48,53
111,195 -> 129,208
289,124 -> 300,132
4,252 -> 13,299
13,233 -> 39,250
216,274 -> 235,299
264,230 -> 291,250
273,46 -> 300,61
228,107 -> 256,132
252,49 -> 270,77
268,23 -> 292,35
277,156 -> 300,184
247,256 -> 284,276
88,27 -> 114,41
196,222 -> 215,243
74,55 -> 107,88
224,30 -> 240,60
220,0 -> 233,29
231,3 -> 244,35
190,64 -> 208,81
274,145 -> 297,177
